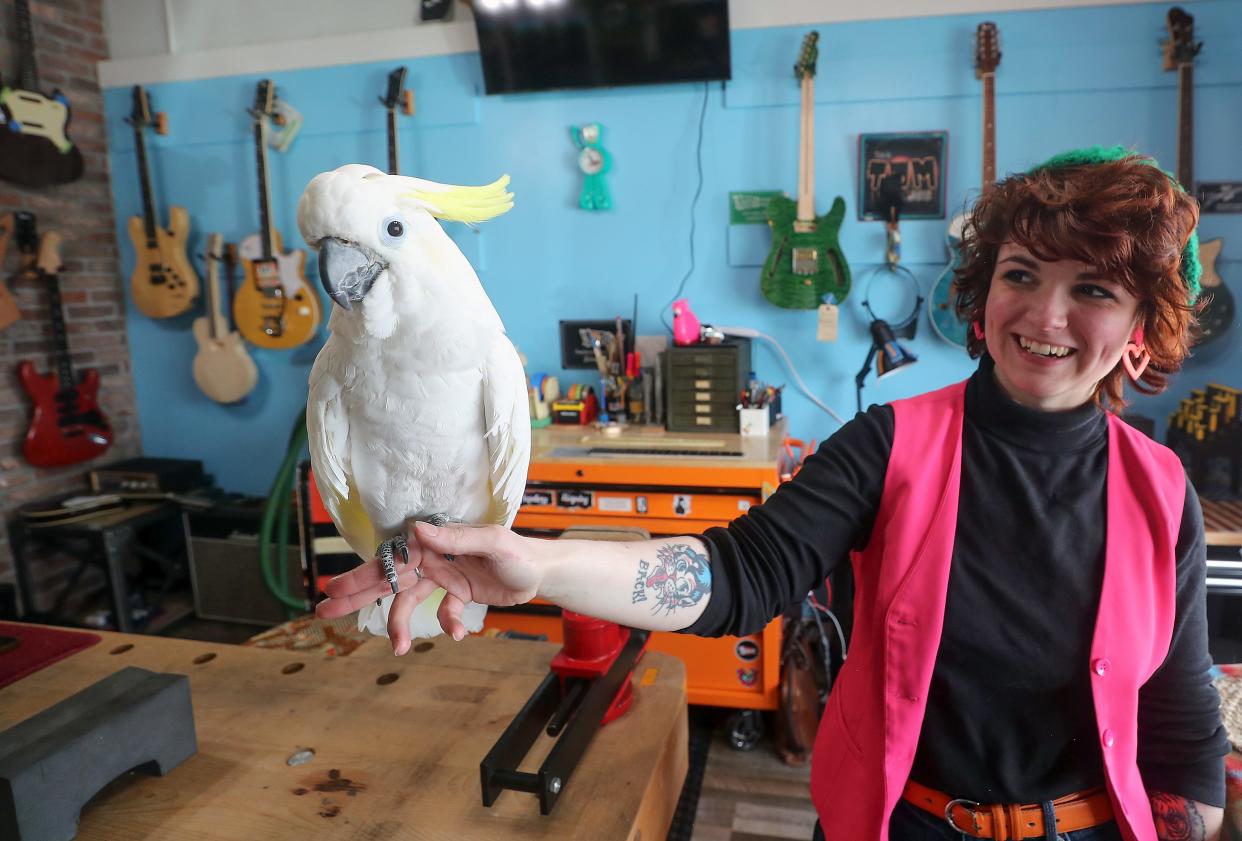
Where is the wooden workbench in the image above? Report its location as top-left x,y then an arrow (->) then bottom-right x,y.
0,628 -> 687,841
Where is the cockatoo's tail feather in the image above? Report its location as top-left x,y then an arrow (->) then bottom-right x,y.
400,174 -> 514,224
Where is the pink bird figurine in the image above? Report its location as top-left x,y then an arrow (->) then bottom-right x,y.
672,298 -> 701,346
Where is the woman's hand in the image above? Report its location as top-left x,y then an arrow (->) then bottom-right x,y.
314,521 -> 548,654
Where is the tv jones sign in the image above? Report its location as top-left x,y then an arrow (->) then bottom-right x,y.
857,131 -> 948,221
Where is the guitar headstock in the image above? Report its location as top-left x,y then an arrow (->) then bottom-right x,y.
37,231 -> 63,276
383,67 -> 408,111
129,84 -> 153,128
794,32 -> 819,81
205,232 -> 225,269
251,79 -> 277,122
1164,7 -> 1201,69
0,213 -> 13,272
974,22 -> 1001,77
14,212 -> 38,273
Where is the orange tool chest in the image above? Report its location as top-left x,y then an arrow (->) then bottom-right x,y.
484,422 -> 785,711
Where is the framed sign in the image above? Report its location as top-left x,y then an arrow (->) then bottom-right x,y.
857,132 -> 948,221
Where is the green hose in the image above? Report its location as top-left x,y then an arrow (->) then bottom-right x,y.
259,408 -> 311,614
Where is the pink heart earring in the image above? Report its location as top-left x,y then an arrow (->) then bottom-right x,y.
972,320 -> 985,341
1122,327 -> 1150,381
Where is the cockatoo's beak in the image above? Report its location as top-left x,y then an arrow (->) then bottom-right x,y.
318,237 -> 385,311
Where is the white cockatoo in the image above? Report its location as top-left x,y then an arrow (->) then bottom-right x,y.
297,164 -> 530,640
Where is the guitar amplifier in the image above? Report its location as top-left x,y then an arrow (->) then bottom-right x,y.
90,457 -> 206,494
185,498 -> 305,625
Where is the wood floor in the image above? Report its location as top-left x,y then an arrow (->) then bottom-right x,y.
689,720 -> 815,841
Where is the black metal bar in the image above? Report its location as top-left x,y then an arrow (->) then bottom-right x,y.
545,679 -> 586,737
536,629 -> 649,815
480,671 -> 560,807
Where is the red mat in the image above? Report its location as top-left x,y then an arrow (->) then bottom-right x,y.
0,621 -> 101,690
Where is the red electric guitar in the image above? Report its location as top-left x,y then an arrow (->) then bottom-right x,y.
16,213 -> 113,467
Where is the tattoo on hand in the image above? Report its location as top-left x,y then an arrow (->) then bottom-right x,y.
630,543 -> 712,614
1151,792 -> 1206,841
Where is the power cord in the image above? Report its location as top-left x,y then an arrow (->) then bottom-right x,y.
661,81 -> 710,334
715,326 -> 848,425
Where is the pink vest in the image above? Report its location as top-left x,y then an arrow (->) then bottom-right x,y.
808,381 -> 1186,841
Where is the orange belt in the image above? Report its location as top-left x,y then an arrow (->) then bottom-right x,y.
902,780 -> 1114,840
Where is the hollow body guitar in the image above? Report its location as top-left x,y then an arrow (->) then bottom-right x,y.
14,215 -> 112,467
193,234 -> 258,403
233,79 -> 320,349
928,22 -> 1000,348
126,85 -> 199,318
761,32 -> 850,310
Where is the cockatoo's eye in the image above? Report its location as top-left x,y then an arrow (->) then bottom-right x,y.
379,215 -> 407,248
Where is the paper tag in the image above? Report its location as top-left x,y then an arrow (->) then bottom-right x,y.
817,303 -> 839,342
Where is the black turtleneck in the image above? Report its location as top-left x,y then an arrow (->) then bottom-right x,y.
686,355 -> 1227,807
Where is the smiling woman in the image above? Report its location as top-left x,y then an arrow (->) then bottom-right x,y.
314,146 -> 1228,841
954,146 -> 1202,410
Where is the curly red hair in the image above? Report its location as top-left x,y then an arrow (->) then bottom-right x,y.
954,152 -> 1200,409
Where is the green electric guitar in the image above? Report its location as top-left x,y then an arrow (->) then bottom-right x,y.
761,32 -> 850,310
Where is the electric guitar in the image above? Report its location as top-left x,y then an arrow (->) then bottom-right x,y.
0,212 -> 18,331
1165,7 -> 1232,348
15,213 -> 113,467
233,80 -> 321,349
761,32 -> 850,310
193,234 -> 258,404
126,85 -> 200,319
381,66 -> 412,175
0,0 -> 84,186
928,22 -> 1000,348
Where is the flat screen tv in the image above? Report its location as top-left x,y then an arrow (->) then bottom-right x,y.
472,0 -> 731,95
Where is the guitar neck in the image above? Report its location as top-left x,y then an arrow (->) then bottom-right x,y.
133,123 -> 159,244
254,117 -> 275,260
204,239 -> 225,341
981,73 -> 996,187
14,0 -> 39,91
1177,64 -> 1194,189
45,271 -> 75,388
387,108 -> 400,175
796,73 -> 815,222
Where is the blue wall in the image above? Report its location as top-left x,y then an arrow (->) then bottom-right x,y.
103,1 -> 1242,495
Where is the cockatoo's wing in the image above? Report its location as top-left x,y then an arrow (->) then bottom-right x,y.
307,358 -> 377,559
482,335 -> 532,528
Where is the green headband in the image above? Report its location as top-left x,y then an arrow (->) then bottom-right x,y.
1027,144 -> 1201,305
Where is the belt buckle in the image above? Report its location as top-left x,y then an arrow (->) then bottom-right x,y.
944,798 -> 983,836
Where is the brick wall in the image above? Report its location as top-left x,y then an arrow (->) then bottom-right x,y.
0,0 -> 142,611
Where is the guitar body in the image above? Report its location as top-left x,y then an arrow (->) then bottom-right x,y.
192,318 -> 258,403
126,205 -> 200,318
761,194 -> 850,310
927,213 -> 969,347
1195,238 -> 1234,348
17,361 -> 112,467
233,231 -> 321,349
0,83 -> 84,187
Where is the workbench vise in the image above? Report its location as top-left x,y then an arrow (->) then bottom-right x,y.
480,611 -> 649,815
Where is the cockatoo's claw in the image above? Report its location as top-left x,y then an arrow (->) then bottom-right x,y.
377,534 -> 408,595
426,513 -> 460,563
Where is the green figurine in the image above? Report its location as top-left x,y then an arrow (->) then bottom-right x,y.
571,123 -> 611,211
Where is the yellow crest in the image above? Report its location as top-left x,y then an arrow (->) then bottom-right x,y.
401,174 -> 514,225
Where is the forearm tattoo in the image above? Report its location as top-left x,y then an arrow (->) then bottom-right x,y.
1151,792 -> 1208,841
630,543 -> 712,615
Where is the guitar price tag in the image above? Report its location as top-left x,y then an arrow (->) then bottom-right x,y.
816,303 -> 838,342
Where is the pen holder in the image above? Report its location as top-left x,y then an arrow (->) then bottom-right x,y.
738,407 -> 770,437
